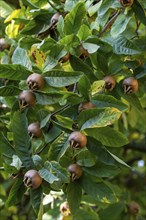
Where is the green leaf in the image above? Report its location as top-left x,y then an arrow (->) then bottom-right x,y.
55,115 -> 74,132
79,175 -> 117,203
74,207 -> 100,220
70,55 -> 96,82
0,1 -> 13,18
44,161 -> 70,183
111,12 -> 132,37
76,150 -> 96,167
99,202 -> 125,220
10,155 -> 22,170
12,47 -> 32,70
78,24 -> 92,41
85,127 -> 129,147
0,132 -> 15,158
106,150 -> 130,168
83,162 -> 120,178
0,64 -> 31,80
35,92 -> 63,105
82,42 -> 100,54
30,186 -> 43,215
48,133 -> 69,161
39,167 -> 59,184
98,0 -> 114,16
67,181 -> 82,214
11,111 -> 34,168
79,108 -> 121,130
104,35 -> 140,55
64,2 -> 86,35
43,70 -> 83,87
91,94 -> 128,112
6,179 -> 25,207
78,75 -> 91,100
132,0 -> 146,25
0,86 -> 21,96
59,34 -> 80,51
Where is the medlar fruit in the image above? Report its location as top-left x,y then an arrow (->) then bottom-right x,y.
128,202 -> 140,216
28,122 -> 42,138
78,45 -> 89,58
123,77 -> 138,94
26,73 -> 45,90
78,102 -> 96,113
60,201 -> 71,216
68,164 -> 83,181
103,76 -> 116,91
68,131 -> 87,149
51,13 -> 60,25
23,170 -> 42,189
119,0 -> 134,7
59,53 -> 70,63
18,90 -> 36,110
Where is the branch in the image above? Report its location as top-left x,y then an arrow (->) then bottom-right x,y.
124,142 -> 146,153
98,10 -> 121,37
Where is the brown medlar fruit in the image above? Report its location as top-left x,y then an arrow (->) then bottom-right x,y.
78,102 -> 96,113
128,202 -> 140,216
103,76 -> 116,91
123,77 -> 138,94
23,170 -> 42,189
68,131 -> 87,149
28,122 -> 42,138
68,164 -> 83,181
119,0 -> 134,7
78,45 -> 89,58
26,73 -> 45,90
59,53 -> 70,63
18,90 -> 36,110
51,13 -> 60,25
60,201 -> 71,216
0,38 -> 10,51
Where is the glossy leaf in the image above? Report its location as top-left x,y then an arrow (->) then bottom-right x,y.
11,111 -> 34,168
30,186 -> 43,215
0,64 -> 31,80
79,108 -> 121,130
0,86 -> 21,96
44,70 -> 83,87
67,182 -> 82,214
0,132 -> 15,158
64,2 -> 86,35
85,127 -> 129,147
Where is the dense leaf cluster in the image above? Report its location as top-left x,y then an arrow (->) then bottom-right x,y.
0,0 -> 146,219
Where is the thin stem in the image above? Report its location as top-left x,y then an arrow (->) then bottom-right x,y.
98,10 -> 121,37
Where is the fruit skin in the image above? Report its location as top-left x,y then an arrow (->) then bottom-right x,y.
51,13 -> 60,25
123,77 -> 138,94
18,90 -> 36,110
26,73 -> 45,90
60,201 -> 71,216
103,76 -> 116,91
78,102 -> 96,113
128,202 -> 140,215
119,0 -> 134,7
23,170 -> 42,189
28,122 -> 42,138
60,53 -> 70,63
68,164 -> 83,181
78,45 -> 89,58
68,131 -> 87,149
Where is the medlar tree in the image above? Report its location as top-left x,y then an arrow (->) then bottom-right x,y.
0,0 -> 146,220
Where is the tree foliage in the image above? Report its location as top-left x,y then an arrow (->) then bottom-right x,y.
0,0 -> 146,220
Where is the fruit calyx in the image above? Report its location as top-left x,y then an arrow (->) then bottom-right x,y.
18,90 -> 36,110
68,164 -> 83,181
23,170 -> 42,189
26,73 -> 45,90
28,122 -> 42,138
68,131 -> 87,149
123,77 -> 138,94
103,75 -> 116,91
